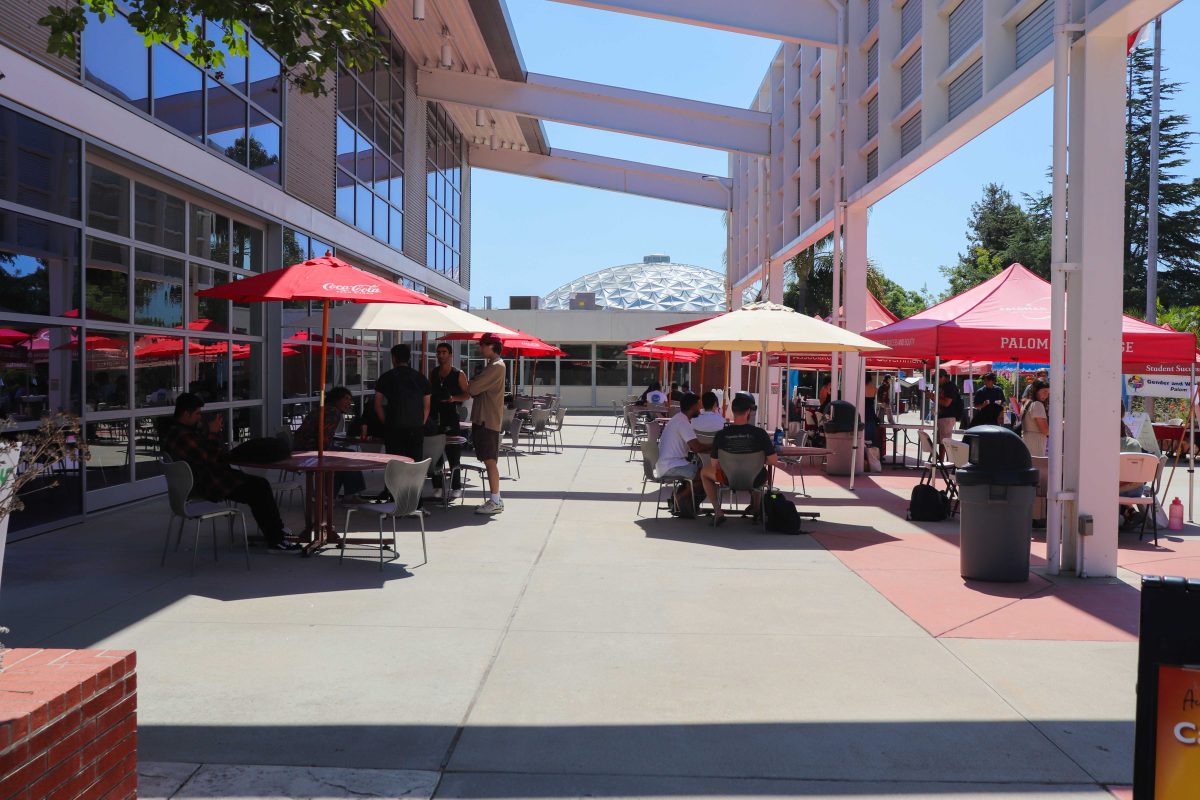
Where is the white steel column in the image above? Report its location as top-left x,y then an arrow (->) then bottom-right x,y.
842,204 -> 869,414
1063,30 -> 1128,577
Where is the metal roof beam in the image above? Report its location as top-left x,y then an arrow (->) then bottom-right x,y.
418,69 -> 771,156
543,0 -> 838,47
469,147 -> 732,209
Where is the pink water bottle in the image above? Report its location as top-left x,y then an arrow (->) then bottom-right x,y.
1168,498 -> 1184,531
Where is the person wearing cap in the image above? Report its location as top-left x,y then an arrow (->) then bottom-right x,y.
456,333 -> 507,514
700,393 -> 779,525
972,372 -> 1005,427
653,392 -> 709,517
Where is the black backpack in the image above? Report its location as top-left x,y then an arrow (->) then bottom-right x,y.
763,489 -> 803,534
908,483 -> 950,522
228,437 -> 291,464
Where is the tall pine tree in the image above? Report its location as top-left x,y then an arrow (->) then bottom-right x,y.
1124,46 -> 1200,311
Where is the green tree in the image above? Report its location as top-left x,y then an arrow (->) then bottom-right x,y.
39,0 -> 389,96
1124,46 -> 1200,311
939,183 -> 1049,296
782,237 -> 928,320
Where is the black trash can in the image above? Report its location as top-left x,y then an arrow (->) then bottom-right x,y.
956,425 -> 1039,582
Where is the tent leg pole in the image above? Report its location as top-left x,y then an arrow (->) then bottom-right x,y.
932,357 -> 940,489
850,359 -> 862,491
1191,361 -> 1196,522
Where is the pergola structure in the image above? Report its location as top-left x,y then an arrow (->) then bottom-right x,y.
411,0 -> 1180,578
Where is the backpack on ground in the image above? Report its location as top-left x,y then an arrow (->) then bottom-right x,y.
763,489 -> 803,534
907,483 -> 949,522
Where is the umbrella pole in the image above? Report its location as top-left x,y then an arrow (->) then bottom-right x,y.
724,352 -> 730,415
700,354 -> 706,396
850,358 -> 863,491
318,299 -> 329,459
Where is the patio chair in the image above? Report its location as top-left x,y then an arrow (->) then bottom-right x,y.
712,450 -> 769,528
777,430 -> 812,496
1119,452 -> 1165,545
522,408 -> 554,453
611,401 -> 625,433
546,408 -> 567,453
421,434 -> 452,507
918,430 -> 957,493
162,461 -> 250,575
638,438 -> 695,518
343,458 -> 430,570
501,406 -> 516,433
941,438 -> 970,516
625,410 -> 648,461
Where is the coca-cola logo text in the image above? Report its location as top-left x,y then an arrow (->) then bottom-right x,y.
322,283 -> 381,295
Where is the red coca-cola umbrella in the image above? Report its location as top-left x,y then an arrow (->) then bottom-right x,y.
197,255 -> 444,457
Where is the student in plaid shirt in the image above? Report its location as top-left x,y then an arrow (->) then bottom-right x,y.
162,393 -> 298,551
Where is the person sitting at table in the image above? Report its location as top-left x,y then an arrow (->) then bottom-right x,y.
162,393 -> 298,551
972,372 -> 1005,426
293,386 -> 367,502
654,392 -> 709,518
699,393 -> 779,526
638,381 -> 668,406
692,391 -> 726,435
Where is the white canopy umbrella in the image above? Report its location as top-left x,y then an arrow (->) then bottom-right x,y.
294,302 -> 511,335
654,301 -> 890,489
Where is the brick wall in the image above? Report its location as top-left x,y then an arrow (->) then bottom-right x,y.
0,0 -> 81,79
0,649 -> 137,800
284,75 -> 336,215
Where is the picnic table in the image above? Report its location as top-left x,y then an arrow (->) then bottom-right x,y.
879,422 -> 929,468
229,451 -> 413,556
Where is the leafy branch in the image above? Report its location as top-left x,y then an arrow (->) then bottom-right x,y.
0,415 -> 90,521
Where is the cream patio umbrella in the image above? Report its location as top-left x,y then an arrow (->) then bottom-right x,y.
654,301 -> 890,489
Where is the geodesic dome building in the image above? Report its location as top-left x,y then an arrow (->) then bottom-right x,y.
541,255 -> 726,312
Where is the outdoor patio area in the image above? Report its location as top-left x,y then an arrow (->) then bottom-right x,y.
5,413 -> 1195,799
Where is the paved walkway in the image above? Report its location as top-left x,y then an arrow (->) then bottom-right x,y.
4,413 -> 1183,798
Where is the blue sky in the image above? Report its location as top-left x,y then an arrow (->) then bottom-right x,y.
469,0 -> 1200,307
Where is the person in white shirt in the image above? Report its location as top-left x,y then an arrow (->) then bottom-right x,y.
691,391 -> 726,435
654,393 -> 709,517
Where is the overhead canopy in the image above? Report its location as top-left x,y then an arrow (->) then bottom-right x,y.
654,301 -> 890,354
865,264 -> 1197,365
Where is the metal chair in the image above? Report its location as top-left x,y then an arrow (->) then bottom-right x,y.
546,407 -> 567,453
1118,452 -> 1165,545
421,434 -> 451,506
712,450 -> 769,528
918,430 -> 958,494
941,438 -> 970,516
343,458 -> 430,570
495,415 -> 524,479
638,438 -> 695,518
777,430 -> 812,496
162,461 -> 249,574
522,408 -> 554,453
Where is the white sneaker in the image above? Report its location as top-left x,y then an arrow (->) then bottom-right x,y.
475,499 -> 504,515
449,489 -> 463,499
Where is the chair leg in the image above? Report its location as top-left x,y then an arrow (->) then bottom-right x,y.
212,519 -> 219,561
341,509 -> 354,565
418,513 -> 427,567
190,519 -> 201,576
240,513 -> 250,570
379,516 -> 386,571
638,477 -> 647,516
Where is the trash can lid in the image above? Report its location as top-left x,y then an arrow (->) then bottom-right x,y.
956,425 -> 1039,486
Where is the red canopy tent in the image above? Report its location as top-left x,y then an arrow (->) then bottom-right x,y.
864,263 -> 1196,364
440,325 -> 564,392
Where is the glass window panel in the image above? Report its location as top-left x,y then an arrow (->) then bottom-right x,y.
189,263 -> 229,332
85,237 -> 130,324
152,46 -> 204,140
206,20 -> 247,91
85,419 -> 131,488
336,116 -> 356,171
389,120 -> 404,161
229,275 -> 262,335
336,169 -> 355,224
373,106 -> 391,157
232,222 -> 262,271
0,210 -> 80,317
133,415 -> 170,480
310,239 -> 332,258
374,196 -> 388,240
355,185 -> 373,231
247,37 -> 282,118
82,10 -> 149,112
133,251 -> 184,327
0,107 -> 81,220
282,343 -> 314,399
82,328 -> 129,411
0,322 -> 83,420
355,129 -> 374,183
247,110 -> 281,182
425,233 -> 435,268
595,362 -> 627,386
631,360 -> 659,388
559,345 -> 592,386
389,208 -> 403,248
134,183 -> 186,251
187,337 -> 230,402
231,406 -> 261,444
189,205 -> 230,263
86,163 -> 129,236
282,228 -> 309,266
205,79 -> 246,161
133,333 -> 182,407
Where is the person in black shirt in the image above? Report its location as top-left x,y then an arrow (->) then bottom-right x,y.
374,343 -> 431,463
971,372 -> 1005,427
429,342 -> 468,498
699,393 -> 779,525
924,369 -> 962,458
669,382 -> 682,402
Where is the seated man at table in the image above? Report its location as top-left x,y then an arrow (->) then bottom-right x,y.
293,386 -> 367,502
162,393 -> 298,550
700,393 -> 779,526
691,391 -> 726,435
653,392 -> 709,518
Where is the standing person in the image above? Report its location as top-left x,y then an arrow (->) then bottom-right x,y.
653,392 -> 710,518
292,386 -> 366,501
162,393 -> 298,550
864,375 -> 878,444
1020,380 -> 1050,456
699,393 -> 779,526
971,372 -> 1006,427
457,333 -> 507,515
429,342 -> 468,500
374,343 -> 431,463
925,369 -> 963,458
877,376 -> 896,424
1022,369 -> 1048,401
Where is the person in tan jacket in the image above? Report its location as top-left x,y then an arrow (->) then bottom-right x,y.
456,333 -> 506,515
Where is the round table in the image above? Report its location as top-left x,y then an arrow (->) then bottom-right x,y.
230,451 -> 413,556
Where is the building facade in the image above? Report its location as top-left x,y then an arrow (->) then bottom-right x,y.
0,3 -> 488,534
